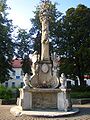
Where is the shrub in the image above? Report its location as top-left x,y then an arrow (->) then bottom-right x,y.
0,85 -> 19,100
70,86 -> 90,98
70,92 -> 90,98
71,86 -> 90,92
0,85 -> 6,99
4,89 -> 13,100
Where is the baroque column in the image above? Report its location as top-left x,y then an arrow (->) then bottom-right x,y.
39,0 -> 51,61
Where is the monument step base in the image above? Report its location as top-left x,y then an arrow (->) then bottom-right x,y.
10,106 -> 79,117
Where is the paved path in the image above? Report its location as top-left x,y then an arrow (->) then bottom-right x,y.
0,104 -> 90,120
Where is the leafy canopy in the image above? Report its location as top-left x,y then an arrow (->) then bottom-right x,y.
0,0 -> 14,83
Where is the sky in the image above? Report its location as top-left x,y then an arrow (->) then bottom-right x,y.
7,0 -> 90,30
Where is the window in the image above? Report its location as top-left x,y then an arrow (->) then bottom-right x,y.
5,82 -> 8,87
12,82 -> 15,87
16,76 -> 20,80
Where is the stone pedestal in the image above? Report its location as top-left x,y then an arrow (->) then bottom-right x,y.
57,89 -> 72,111
17,88 -> 32,110
18,88 -> 72,111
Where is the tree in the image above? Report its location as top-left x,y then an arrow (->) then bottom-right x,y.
21,55 -> 32,75
0,0 -> 14,83
15,29 -> 33,58
33,31 -> 41,56
15,28 -> 33,75
58,4 -> 90,86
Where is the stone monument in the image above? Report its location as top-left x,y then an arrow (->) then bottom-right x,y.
30,0 -> 59,88
10,0 -> 79,117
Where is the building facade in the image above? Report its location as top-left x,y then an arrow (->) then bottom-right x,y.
3,58 -> 24,88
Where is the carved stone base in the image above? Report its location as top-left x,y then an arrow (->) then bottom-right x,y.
31,60 -> 59,88
17,88 -> 72,111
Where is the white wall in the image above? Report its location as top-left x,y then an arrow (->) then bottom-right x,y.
85,79 -> 90,86
67,78 -> 90,86
3,68 -> 24,87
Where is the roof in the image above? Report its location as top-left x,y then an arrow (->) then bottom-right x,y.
11,58 -> 22,68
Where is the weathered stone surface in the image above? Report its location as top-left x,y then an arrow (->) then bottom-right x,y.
39,0 -> 51,61
18,88 -> 72,111
31,61 -> 59,88
18,89 -> 32,110
32,92 -> 57,109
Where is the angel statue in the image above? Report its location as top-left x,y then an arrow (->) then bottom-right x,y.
60,73 -> 67,89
